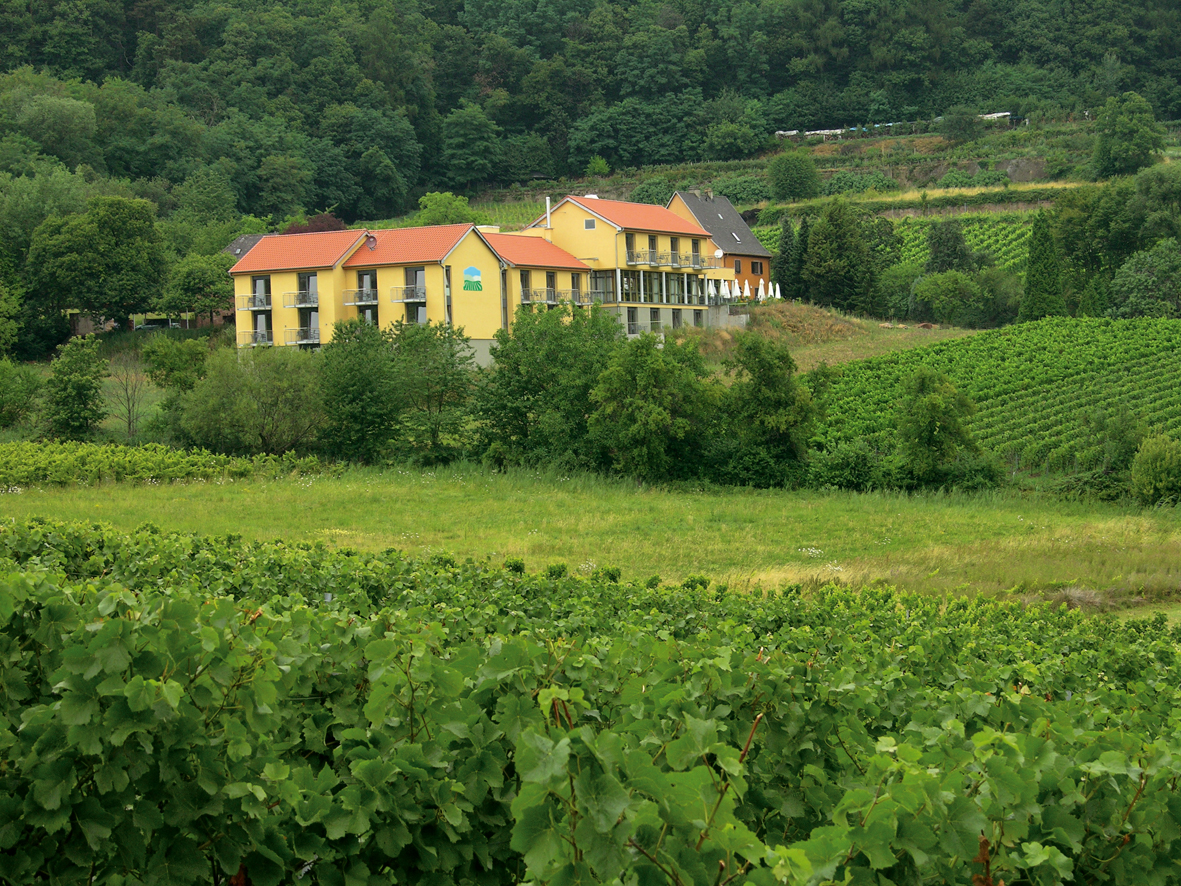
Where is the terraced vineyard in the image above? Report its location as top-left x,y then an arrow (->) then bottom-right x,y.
811,318 -> 1181,468
894,212 -> 1033,273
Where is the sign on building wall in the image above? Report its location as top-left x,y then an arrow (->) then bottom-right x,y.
463,267 -> 483,291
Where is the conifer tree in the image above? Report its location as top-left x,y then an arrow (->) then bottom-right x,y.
787,216 -> 811,301
802,200 -> 875,313
1018,210 -> 1067,322
772,216 -> 796,297
1077,277 -> 1107,317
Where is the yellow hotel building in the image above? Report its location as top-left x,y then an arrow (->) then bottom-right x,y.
229,196 -> 739,361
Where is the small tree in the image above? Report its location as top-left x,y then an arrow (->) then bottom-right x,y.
157,253 -> 235,324
767,151 -> 821,202
413,192 -> 492,226
0,358 -> 41,429
43,334 -> 107,439
588,335 -> 715,482
1093,92 -> 1166,179
107,350 -> 151,441
925,219 -> 973,273
390,320 -> 475,462
772,216 -> 796,295
0,280 -> 19,357
785,215 -> 811,300
1018,210 -> 1066,322
1107,238 -> 1181,318
938,106 -> 982,145
1130,432 -> 1181,505
895,367 -> 976,484
802,200 -> 877,314
320,320 -> 402,464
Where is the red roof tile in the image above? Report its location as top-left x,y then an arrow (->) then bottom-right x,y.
556,196 -> 712,237
342,224 -> 473,267
482,233 -> 589,270
229,229 -> 368,274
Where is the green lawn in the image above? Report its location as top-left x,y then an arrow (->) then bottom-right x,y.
5,463 -> 1179,605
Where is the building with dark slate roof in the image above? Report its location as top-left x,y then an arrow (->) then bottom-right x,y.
667,190 -> 773,295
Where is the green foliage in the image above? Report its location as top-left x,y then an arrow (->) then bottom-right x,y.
389,320 -> 476,463
821,170 -> 899,196
1108,238 -> 1181,318
1019,210 -> 1066,321
1130,432 -> 1181,504
478,304 -> 622,470
140,336 -> 209,393
895,367 -> 977,484
925,218 -> 974,273
895,214 -> 1032,274
0,440 -> 321,486
710,174 -> 770,205
157,252 -> 235,320
1092,91 -> 1166,178
179,347 -> 323,455
442,102 -> 501,191
1078,277 -> 1108,317
320,320 -> 401,465
585,155 -> 610,177
810,318 -> 1181,473
26,196 -> 165,327
589,335 -> 714,482
808,439 -> 882,491
413,191 -> 492,226
912,270 -> 984,325
0,279 -> 19,356
4,518 -> 1181,884
629,178 -> 675,206
0,358 -> 40,428
878,262 -> 923,319
938,105 -> 983,144
802,199 -> 877,315
43,333 -> 106,440
767,151 -> 820,202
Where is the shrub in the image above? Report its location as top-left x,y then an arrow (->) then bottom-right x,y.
545,563 -> 569,579
0,358 -> 41,429
43,334 -> 107,440
504,557 -> 526,574
808,439 -> 881,491
711,174 -> 770,205
630,179 -> 675,206
1130,433 -> 1181,505
585,155 -> 610,177
767,152 -> 820,202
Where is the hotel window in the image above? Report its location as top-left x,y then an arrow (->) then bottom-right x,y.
752,261 -> 764,275
734,259 -> 742,274
571,274 -> 581,304
693,310 -> 704,327
671,309 -> 682,329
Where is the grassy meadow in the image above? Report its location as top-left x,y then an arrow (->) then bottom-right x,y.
4,462 -> 1179,606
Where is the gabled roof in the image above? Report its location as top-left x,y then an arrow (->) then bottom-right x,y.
669,191 -> 772,258
342,224 -> 474,267
482,233 -> 589,271
222,234 -> 265,260
229,229 -> 369,274
537,196 -> 712,237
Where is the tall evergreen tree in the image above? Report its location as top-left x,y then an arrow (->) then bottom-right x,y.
802,200 -> 876,314
786,216 -> 811,301
1018,210 -> 1067,321
772,215 -> 796,297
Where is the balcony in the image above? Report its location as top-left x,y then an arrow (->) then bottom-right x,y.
689,255 -> 720,269
343,289 -> 380,306
570,290 -> 593,306
283,290 -> 318,308
285,327 -> 320,345
237,293 -> 271,310
522,288 -> 570,305
625,249 -> 661,266
391,286 -> 426,303
238,329 -> 273,346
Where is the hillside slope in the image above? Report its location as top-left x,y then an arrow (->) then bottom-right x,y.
812,318 -> 1181,469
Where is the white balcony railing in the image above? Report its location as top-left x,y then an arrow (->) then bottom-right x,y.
283,290 -> 318,308
391,286 -> 426,303
238,329 -> 273,346
237,293 -> 271,310
284,327 -> 320,345
343,288 -> 380,306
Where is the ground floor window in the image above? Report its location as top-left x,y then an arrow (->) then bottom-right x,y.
693,310 -> 703,327
672,309 -> 682,329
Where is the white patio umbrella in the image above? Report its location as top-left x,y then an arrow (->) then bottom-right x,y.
775,282 -> 782,300
743,279 -> 752,300
707,279 -> 717,302
720,279 -> 730,299
757,278 -> 766,301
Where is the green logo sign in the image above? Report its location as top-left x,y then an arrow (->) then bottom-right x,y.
463,266 -> 482,291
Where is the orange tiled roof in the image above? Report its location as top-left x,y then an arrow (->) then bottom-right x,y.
482,233 -> 589,270
229,229 -> 369,274
558,196 -> 712,237
342,224 -> 473,267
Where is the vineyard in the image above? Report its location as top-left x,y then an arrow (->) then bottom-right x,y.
0,441 -> 323,488
1,519 -> 1180,885
894,212 -> 1033,273
810,317 -> 1181,469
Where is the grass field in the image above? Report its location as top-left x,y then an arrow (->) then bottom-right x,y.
5,463 -> 1179,607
